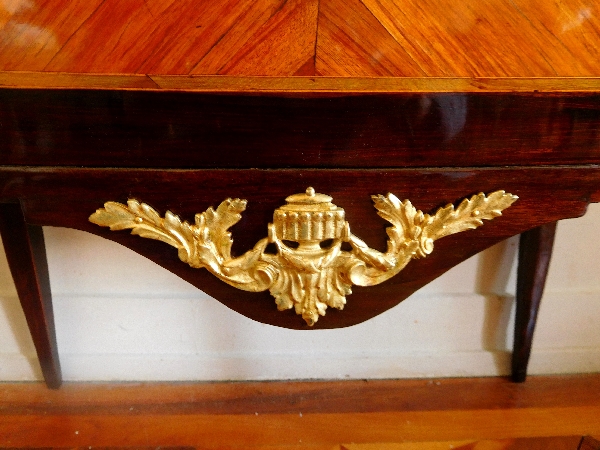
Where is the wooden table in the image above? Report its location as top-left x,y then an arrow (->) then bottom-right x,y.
1,0 -> 599,388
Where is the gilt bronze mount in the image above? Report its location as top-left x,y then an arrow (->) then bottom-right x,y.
90,188 -> 517,325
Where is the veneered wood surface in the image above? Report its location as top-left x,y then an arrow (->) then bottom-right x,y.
1,165 -> 598,329
1,376 -> 599,447
342,438 -> 586,450
7,74 -> 600,92
3,90 -> 600,169
0,441 -> 587,450
512,222 -> 557,383
1,0 -> 600,90
0,203 -> 61,388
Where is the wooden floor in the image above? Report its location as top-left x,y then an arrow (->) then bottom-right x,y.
0,375 -> 599,449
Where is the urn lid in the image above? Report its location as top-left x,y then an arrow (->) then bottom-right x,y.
279,187 -> 339,212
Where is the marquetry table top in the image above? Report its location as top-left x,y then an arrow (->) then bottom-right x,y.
1,0 -> 599,91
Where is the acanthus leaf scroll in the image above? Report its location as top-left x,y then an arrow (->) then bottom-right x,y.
89,187 -> 517,326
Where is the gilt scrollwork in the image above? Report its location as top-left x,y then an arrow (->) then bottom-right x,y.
89,187 -> 517,325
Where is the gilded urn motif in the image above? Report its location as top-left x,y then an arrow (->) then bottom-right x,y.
90,187 -> 517,325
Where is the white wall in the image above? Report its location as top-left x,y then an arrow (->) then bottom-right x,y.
1,204 -> 599,382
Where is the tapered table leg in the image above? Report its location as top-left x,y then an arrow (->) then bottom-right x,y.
511,221 -> 557,383
0,202 -> 62,389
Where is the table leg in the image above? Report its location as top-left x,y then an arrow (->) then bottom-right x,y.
511,221 -> 557,383
0,203 -> 62,389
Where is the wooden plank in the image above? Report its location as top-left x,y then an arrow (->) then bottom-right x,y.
1,377 -> 600,447
1,407 -> 599,447
2,376 -> 600,414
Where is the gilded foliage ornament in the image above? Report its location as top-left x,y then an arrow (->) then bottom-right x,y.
89,187 -> 517,325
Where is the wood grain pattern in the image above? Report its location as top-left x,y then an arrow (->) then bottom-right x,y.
317,0 -> 599,77
316,0 -> 424,77
0,0 -> 102,71
3,90 -> 600,169
0,203 -> 61,388
512,222 -> 558,383
3,375 -> 599,414
342,437 -> 585,450
1,376 -> 599,447
2,410 -> 599,448
8,74 -> 600,92
1,0 -> 600,88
